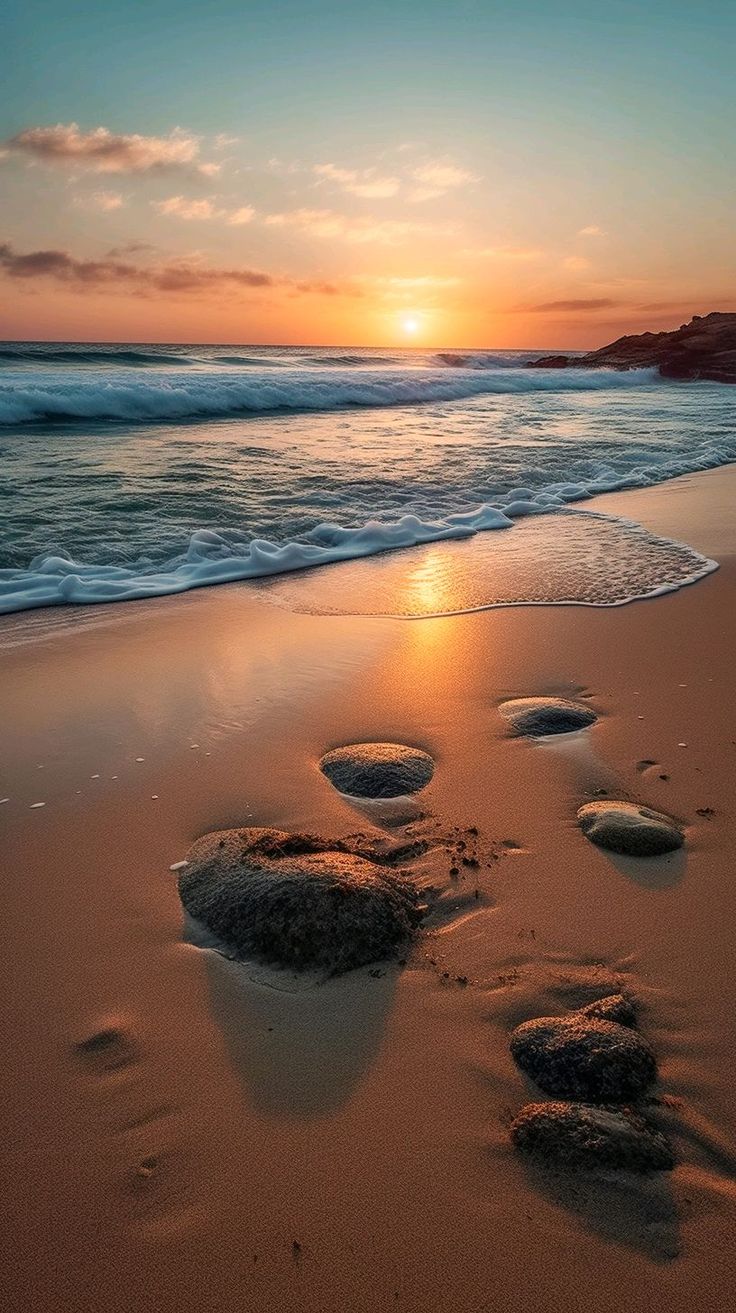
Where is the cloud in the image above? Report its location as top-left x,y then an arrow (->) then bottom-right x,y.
528,298 -> 620,313
0,240 -> 339,298
464,245 -> 543,261
153,195 -> 223,220
366,274 -> 461,302
75,190 -> 125,212
152,196 -> 255,224
105,240 -> 157,258
3,123 -> 216,176
578,225 -> 606,237
227,205 -> 255,225
314,162 -> 400,199
411,161 -> 478,192
265,207 -> 433,245
562,255 -> 592,272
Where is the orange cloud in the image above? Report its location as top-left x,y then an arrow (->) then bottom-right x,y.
528,298 -> 620,312
265,208 -> 437,245
314,163 -> 400,198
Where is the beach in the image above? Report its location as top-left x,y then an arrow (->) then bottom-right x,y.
2,462 -> 735,1313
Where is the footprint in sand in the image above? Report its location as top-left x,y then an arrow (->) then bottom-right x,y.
74,1024 -> 139,1075
498,696 -> 597,738
73,1021 -> 195,1230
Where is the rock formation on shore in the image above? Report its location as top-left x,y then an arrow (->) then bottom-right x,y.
528,312 -> 736,383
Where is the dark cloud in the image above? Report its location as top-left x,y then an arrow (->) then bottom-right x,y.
2,123 -> 218,176
528,298 -> 621,313
0,241 -> 340,298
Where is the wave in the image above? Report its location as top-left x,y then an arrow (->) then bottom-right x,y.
433,350 -> 544,369
0,364 -> 659,425
1,435 -> 729,614
0,346 -> 193,366
303,353 -> 402,366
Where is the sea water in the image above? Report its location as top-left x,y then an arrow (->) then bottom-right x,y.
0,343 -> 733,614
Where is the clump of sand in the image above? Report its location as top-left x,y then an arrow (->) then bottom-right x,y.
178,826 -> 423,976
510,1001 -> 657,1102
499,696 -> 597,737
577,800 -> 683,856
511,1102 -> 674,1172
319,742 -> 434,798
577,994 -> 636,1027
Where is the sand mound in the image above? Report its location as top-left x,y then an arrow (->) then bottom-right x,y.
499,696 -> 597,737
178,826 -> 422,975
511,1102 -> 674,1172
577,801 -> 683,856
319,742 -> 434,799
578,994 -> 636,1027
510,1010 -> 657,1102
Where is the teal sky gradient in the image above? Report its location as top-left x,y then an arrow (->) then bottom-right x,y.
1,1 -> 734,344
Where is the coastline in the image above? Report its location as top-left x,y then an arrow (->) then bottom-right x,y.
2,464 -> 736,1312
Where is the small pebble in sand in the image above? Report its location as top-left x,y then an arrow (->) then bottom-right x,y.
577,800 -> 683,857
678,742 -> 687,748
190,744 -> 199,750
511,1101 -> 674,1172
30,802 -> 46,809
169,860 -> 189,872
91,774 -> 100,779
510,1005 -> 657,1102
319,742 -> 434,799
151,795 -> 159,800
179,826 -> 423,975
499,697 -> 597,738
0,798 -> 9,805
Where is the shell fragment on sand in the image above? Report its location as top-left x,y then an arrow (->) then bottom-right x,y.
511,1101 -> 674,1172
510,1005 -> 657,1102
319,742 -> 434,799
577,800 -> 683,856
178,826 -> 422,976
499,697 -> 597,737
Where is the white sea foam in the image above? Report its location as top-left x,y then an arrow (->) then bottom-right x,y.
0,480 -> 721,615
0,364 -> 658,425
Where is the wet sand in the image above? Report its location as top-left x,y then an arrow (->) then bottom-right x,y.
1,465 -> 735,1312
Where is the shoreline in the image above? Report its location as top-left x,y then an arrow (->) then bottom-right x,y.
2,464 -> 736,1312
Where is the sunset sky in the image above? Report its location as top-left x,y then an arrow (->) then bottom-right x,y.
2,0 -> 734,347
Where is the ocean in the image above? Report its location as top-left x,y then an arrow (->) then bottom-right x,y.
0,342 -> 733,615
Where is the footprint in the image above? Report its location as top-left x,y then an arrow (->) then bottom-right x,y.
74,1023 -> 139,1075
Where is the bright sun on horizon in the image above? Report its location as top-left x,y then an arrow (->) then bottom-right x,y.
402,317 -> 419,335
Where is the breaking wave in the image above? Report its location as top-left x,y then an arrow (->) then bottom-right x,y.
0,364 -> 658,425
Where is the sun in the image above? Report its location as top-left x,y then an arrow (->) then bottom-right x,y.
402,316 -> 419,335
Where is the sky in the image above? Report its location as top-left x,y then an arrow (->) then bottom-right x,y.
1,0 -> 734,347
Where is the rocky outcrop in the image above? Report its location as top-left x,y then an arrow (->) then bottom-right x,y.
528,312 -> 736,383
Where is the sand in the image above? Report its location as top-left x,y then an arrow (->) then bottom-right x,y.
1,464 -> 736,1311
